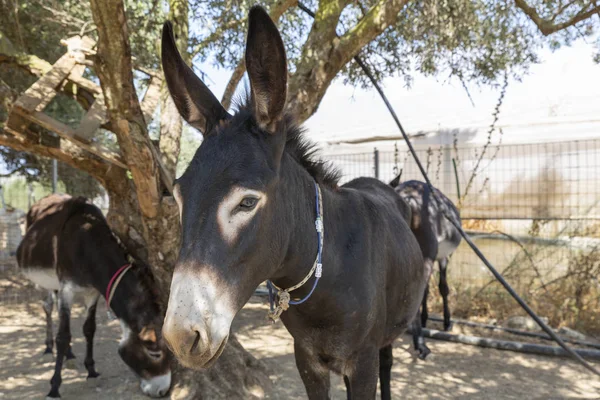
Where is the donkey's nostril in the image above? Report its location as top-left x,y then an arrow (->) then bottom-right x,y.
190,330 -> 201,354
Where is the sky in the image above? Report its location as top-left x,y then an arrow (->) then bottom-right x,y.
194,37 -> 600,154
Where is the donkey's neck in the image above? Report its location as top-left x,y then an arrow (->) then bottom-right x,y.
86,255 -> 128,295
84,246 -> 138,322
270,154 -> 336,293
109,272 -> 143,323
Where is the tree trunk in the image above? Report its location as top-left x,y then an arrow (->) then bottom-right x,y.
87,1 -> 273,397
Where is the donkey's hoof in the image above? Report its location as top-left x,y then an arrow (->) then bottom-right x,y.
41,351 -> 54,362
87,371 -> 101,379
417,346 -> 431,360
46,389 -> 60,399
64,358 -> 77,370
444,321 -> 454,332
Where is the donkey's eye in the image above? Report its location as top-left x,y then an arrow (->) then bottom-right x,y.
239,197 -> 259,211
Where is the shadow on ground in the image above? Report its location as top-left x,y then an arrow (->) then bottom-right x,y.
233,298 -> 600,400
1,292 -> 598,399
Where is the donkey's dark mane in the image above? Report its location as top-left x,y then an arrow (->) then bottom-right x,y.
232,94 -> 341,188
284,121 -> 341,188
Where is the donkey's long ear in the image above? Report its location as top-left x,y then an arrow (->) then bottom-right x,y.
245,6 -> 287,132
389,174 -> 401,188
161,22 -> 230,133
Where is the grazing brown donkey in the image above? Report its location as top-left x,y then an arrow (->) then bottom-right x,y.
17,194 -> 171,399
160,6 -> 427,400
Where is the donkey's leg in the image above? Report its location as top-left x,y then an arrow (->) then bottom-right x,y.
42,290 -> 55,356
411,310 -> 430,360
378,345 -> 393,400
83,292 -> 101,378
420,283 -> 430,328
63,344 -> 76,370
66,345 -> 76,359
344,346 -> 378,400
47,286 -> 74,399
294,342 -> 331,400
438,258 -> 452,331
421,258 -> 437,328
413,260 -> 433,359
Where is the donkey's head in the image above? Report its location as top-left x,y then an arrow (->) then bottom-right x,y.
161,6 -> 296,369
117,260 -> 172,396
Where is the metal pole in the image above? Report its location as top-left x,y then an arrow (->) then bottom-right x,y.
28,183 -> 33,209
452,158 -> 461,200
52,159 -> 57,193
415,328 -> 600,361
373,148 -> 380,180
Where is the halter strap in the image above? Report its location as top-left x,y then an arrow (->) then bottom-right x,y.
267,182 -> 324,321
105,263 -> 133,313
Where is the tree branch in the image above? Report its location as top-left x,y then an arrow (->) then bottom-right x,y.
35,0 -> 87,28
90,0 -> 162,219
286,0 -> 409,122
191,19 -> 245,57
552,0 -> 579,22
221,59 -> 246,111
337,0 -> 410,62
0,128 -> 114,186
220,0 -> 298,110
514,0 -> 600,36
0,53 -> 53,76
0,31 -> 52,76
0,78 -> 17,112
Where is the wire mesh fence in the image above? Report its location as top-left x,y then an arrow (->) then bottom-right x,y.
327,138 -> 600,220
323,138 -> 600,332
1,139 -> 599,332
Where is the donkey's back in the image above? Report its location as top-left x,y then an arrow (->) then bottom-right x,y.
342,177 -> 426,344
394,180 -> 461,260
17,194 -> 106,287
17,194 -> 88,289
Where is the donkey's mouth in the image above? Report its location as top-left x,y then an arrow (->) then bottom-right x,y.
201,335 -> 229,369
178,335 -> 229,370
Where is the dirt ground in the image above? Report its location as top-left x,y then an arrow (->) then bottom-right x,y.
1,292 -> 599,400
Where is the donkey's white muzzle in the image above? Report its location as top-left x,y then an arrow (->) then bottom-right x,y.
140,371 -> 171,397
162,268 -> 234,369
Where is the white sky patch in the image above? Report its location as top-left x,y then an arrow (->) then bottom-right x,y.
185,38 -> 600,154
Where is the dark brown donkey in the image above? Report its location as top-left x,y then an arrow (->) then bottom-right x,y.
390,177 -> 462,359
160,7 -> 427,399
17,194 -> 171,399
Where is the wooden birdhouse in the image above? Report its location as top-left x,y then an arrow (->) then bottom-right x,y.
5,35 -> 163,171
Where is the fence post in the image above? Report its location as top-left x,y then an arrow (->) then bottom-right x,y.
52,159 -> 58,193
28,183 -> 33,209
373,148 -> 380,179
